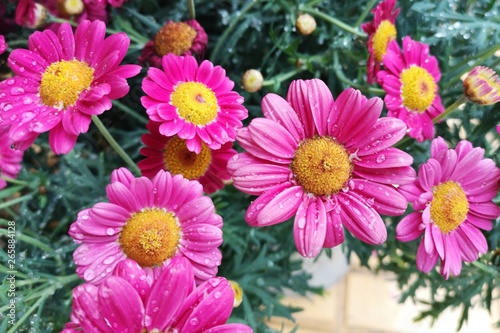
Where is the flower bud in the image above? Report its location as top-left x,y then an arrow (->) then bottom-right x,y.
463,66 -> 500,105
229,280 -> 243,308
296,13 -> 317,36
241,69 -> 264,93
57,0 -> 85,16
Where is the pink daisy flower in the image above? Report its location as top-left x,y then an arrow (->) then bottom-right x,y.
138,19 -> 208,68
396,137 -> 500,279
227,78 -> 416,258
0,126 -> 24,190
138,121 -> 236,194
361,0 -> 400,84
0,20 -> 141,154
69,168 -> 224,285
141,53 -> 248,154
0,35 -> 6,55
377,36 -> 444,142
63,257 -> 253,333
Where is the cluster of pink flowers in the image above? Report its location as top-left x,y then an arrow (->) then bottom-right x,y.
0,1 -> 499,331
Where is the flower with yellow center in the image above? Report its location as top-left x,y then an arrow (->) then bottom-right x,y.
170,82 -> 219,126
430,181 -> 468,234
400,66 -> 437,113
154,21 -> 197,57
57,0 -> 84,16
39,59 -> 94,109
462,66 -> 500,105
291,137 -> 352,196
119,209 -> 181,267
372,20 -> 397,63
164,135 -> 212,179
69,168 -> 224,284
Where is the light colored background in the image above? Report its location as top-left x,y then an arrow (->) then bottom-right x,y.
267,248 -> 500,333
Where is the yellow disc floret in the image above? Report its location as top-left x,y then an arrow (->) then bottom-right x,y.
291,136 -> 352,196
170,82 -> 219,125
372,20 -> 397,63
430,181 -> 469,234
119,208 -> 181,267
164,135 -> 212,179
400,65 -> 436,113
40,59 -> 94,109
154,22 -> 197,56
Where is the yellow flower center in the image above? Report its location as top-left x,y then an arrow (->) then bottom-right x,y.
372,20 -> 397,63
229,280 -> 243,308
164,135 -> 212,179
430,181 -> 469,234
154,22 -> 197,56
57,0 -> 84,16
291,137 -> 352,196
400,66 -> 436,113
39,59 -> 94,109
119,209 -> 181,267
170,82 -> 219,126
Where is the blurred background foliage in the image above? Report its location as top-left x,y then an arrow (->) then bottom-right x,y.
0,0 -> 499,332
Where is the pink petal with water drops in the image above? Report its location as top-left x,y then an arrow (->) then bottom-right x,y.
323,210 -> 345,248
261,93 -> 305,140
294,197 -> 327,258
396,212 -> 424,242
416,238 -> 438,273
353,179 -> 408,216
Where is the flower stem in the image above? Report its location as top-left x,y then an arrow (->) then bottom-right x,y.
262,68 -> 303,86
0,176 -> 29,187
91,115 -> 141,176
433,95 -> 468,123
354,0 -> 378,27
299,7 -> 366,38
112,100 -> 148,124
188,0 -> 196,19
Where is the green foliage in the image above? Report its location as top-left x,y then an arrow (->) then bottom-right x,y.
0,0 -> 499,332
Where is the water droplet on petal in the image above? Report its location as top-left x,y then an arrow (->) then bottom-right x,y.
376,154 -> 386,163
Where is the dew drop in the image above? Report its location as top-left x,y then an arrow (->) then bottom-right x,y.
376,154 -> 386,163
213,291 -> 222,299
297,217 -> 306,229
106,228 -> 116,236
190,318 -> 199,326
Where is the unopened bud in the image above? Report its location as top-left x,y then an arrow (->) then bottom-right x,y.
296,13 -> 317,36
58,0 -> 85,16
241,69 -> 264,93
463,66 -> 500,105
229,280 -> 243,308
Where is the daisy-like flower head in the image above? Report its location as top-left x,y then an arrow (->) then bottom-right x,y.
396,137 -> 500,279
141,53 -> 248,154
377,36 -> 444,142
63,257 -> 253,333
361,0 -> 400,84
138,121 -> 236,194
69,168 -> 224,285
463,66 -> 500,106
0,20 -> 141,154
0,126 -> 24,190
138,19 -> 208,68
38,0 -> 108,27
227,78 -> 416,258
0,35 -> 7,55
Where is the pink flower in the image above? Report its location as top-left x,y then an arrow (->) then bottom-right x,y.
0,126 -> 24,190
138,19 -> 208,68
138,121 -> 236,194
396,137 -> 500,279
0,20 -> 141,154
69,168 -> 224,285
63,257 -> 253,333
227,78 -> 416,258
0,35 -> 6,55
361,0 -> 400,84
377,36 -> 444,142
141,53 -> 248,154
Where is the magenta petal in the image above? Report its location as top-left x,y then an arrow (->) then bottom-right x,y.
468,201 -> 499,220
294,197 -> 327,258
98,277 -> 145,333
352,179 -> 408,216
354,148 -> 413,169
329,88 -> 363,140
248,118 -> 297,159
286,79 -> 315,137
129,177 -> 154,208
256,185 -> 304,226
110,167 -> 136,186
430,224 -> 444,259
459,221 -> 488,255
465,213 -> 493,231
454,227 -> 480,262
353,165 -> 416,186
112,259 -> 151,302
181,224 -> 223,251
106,181 -> 141,212
417,159 -> 442,191
416,238 -> 438,273
308,78 -> 334,136
204,324 -> 253,333
396,212 -> 423,242
338,191 -> 387,245
440,236 -> 462,279
72,284 -> 113,333
323,210 -> 345,248
146,257 -> 194,331
48,123 -> 77,154
355,117 -> 407,156
261,93 -> 305,140
245,182 -> 296,226
398,183 -> 423,203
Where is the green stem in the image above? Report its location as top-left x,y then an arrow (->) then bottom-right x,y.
188,0 -> 196,19
211,0 -> 260,64
124,6 -> 161,31
471,260 -> 499,275
300,7 -> 366,38
0,229 -> 53,252
7,290 -> 49,333
262,68 -> 303,86
0,176 -> 29,187
91,116 -> 141,176
112,100 -> 148,124
433,95 -> 468,123
354,0 -> 378,27
0,193 -> 33,210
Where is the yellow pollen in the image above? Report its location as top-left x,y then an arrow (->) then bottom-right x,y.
39,59 -> 94,109
291,136 -> 352,196
170,82 -> 219,126
164,135 -> 212,179
372,20 -> 397,63
430,181 -> 469,234
154,22 -> 197,56
119,209 -> 181,267
400,66 -> 437,113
